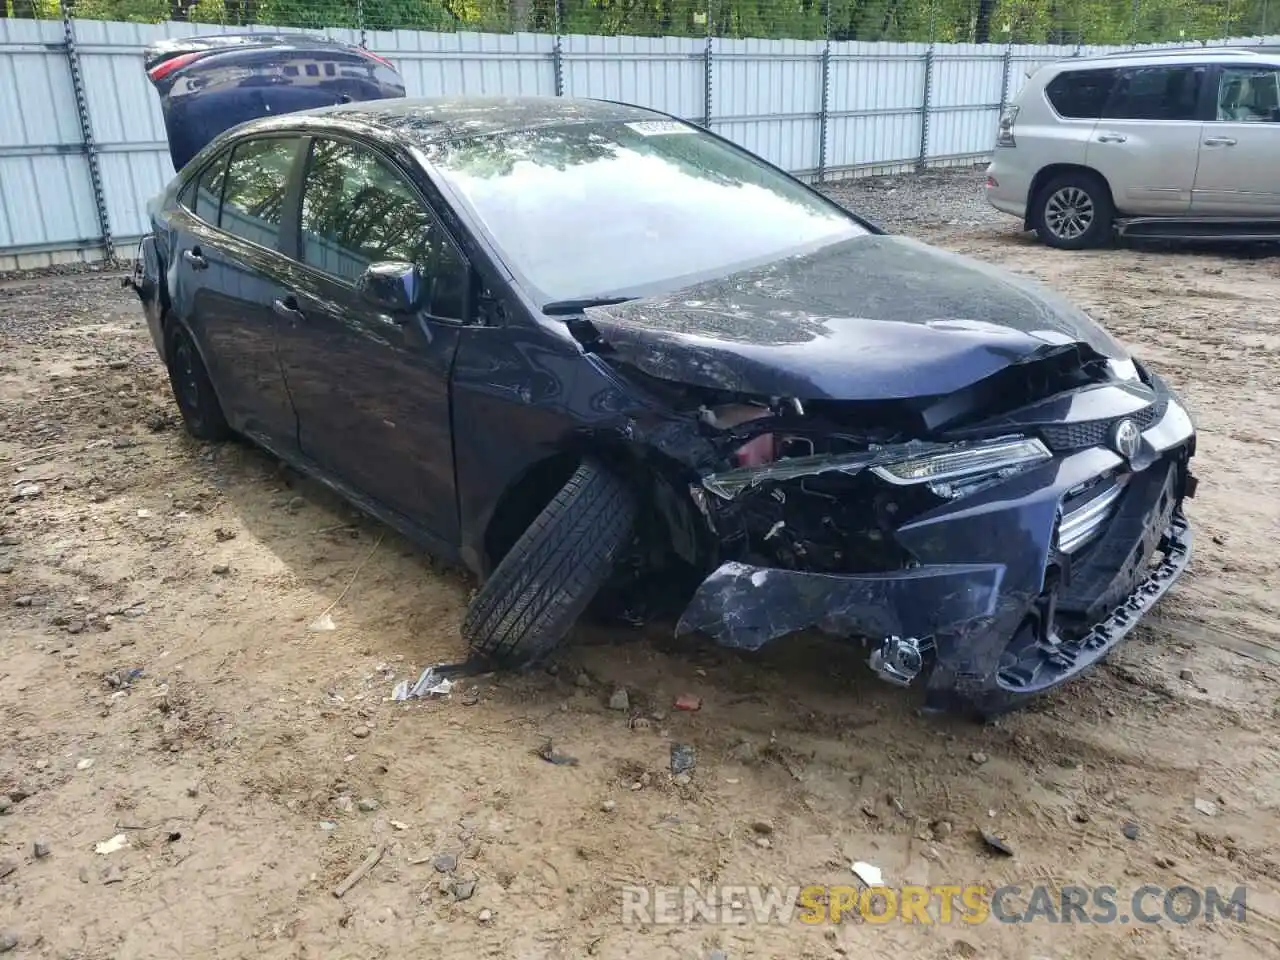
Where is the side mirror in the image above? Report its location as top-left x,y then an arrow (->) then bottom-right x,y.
356,261 -> 423,314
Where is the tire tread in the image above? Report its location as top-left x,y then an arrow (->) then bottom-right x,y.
463,460 -> 636,664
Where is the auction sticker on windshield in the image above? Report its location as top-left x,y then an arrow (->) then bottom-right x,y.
626,120 -> 694,136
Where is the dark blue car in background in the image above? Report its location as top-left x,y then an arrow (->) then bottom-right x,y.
130,34 -> 1199,716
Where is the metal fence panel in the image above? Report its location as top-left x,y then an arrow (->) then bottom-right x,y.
0,17 -> 99,260
714,38 -> 824,177
375,30 -> 555,98
72,20 -> 180,259
6,16 -> 1280,268
825,41 -> 928,177
561,35 -> 703,120
927,43 -> 1006,161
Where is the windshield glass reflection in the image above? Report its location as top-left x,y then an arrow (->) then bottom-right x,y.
428,120 -> 865,304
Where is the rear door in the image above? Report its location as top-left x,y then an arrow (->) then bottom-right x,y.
273,135 -> 468,542
1086,63 -> 1210,215
166,135 -> 304,448
1192,63 -> 1280,216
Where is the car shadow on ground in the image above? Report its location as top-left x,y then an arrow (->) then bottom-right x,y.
988,225 -> 1280,259
195,430 -> 1006,747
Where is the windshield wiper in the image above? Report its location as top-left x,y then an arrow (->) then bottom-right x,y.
541,295 -> 638,316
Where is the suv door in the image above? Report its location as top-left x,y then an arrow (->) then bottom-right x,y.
1086,63 -> 1211,215
167,135 -> 305,449
1192,63 -> 1280,216
274,136 -> 466,542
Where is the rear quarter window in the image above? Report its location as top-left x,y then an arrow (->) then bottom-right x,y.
1103,65 -> 1205,121
1045,68 -> 1118,119
192,152 -> 229,224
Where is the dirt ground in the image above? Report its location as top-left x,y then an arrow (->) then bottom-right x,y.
2,212 -> 1280,960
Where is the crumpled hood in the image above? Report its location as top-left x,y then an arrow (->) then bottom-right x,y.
583,234 -> 1126,401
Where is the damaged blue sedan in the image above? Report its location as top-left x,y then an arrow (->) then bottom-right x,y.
130,34 -> 1198,717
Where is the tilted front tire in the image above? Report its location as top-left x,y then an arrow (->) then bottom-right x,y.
164,321 -> 230,442
463,459 -> 637,666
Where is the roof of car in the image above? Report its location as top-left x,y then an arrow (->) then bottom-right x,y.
144,31 -> 361,65
1063,44 -> 1280,66
283,96 -> 670,144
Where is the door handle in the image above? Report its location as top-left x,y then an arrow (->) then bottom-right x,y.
1203,136 -> 1237,146
272,297 -> 304,322
1096,133 -> 1128,143
182,247 -> 208,270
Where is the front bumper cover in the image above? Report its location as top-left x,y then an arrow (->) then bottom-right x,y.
676,510 -> 1190,703
675,391 -> 1196,709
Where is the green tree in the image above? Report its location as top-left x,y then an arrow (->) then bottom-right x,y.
5,0 -> 1275,44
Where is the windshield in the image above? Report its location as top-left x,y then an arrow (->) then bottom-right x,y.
426,119 -> 867,306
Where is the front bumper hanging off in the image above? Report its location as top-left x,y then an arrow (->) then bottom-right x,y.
675,396 -> 1197,711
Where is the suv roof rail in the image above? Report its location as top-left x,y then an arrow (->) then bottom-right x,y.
1081,44 -> 1278,60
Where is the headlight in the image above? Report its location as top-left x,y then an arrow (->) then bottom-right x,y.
1107,358 -> 1141,382
871,437 -> 1052,490
702,436 -> 1051,501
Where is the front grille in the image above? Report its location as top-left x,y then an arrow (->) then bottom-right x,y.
1038,399 -> 1166,452
1058,480 -> 1125,554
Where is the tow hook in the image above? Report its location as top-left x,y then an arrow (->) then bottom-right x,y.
869,636 -> 933,686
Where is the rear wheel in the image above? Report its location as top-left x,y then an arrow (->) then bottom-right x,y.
464,459 -> 637,666
1031,171 -> 1114,250
164,322 -> 229,442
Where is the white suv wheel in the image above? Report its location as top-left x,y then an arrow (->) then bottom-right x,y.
1044,187 -> 1096,241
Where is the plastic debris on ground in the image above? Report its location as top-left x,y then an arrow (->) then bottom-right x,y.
980,831 -> 1015,856
104,668 -> 144,690
308,613 -> 337,632
536,738 -> 579,766
851,861 -> 884,887
391,665 -> 455,701
94,834 -> 129,855
670,743 -> 697,775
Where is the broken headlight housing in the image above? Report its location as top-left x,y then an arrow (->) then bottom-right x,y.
703,436 -> 1051,501
870,437 -> 1052,498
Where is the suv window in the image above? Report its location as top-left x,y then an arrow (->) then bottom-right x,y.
219,138 -> 300,249
1046,68 -> 1118,119
1216,66 -> 1280,121
299,138 -> 466,319
1103,65 -> 1205,121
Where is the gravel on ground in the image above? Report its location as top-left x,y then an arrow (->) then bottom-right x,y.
1,171 -> 1278,959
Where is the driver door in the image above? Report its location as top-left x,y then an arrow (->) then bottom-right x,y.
273,135 -> 469,543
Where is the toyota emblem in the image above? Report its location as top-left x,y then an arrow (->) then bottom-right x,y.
1111,418 -> 1141,461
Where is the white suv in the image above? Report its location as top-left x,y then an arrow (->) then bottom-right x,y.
985,46 -> 1280,248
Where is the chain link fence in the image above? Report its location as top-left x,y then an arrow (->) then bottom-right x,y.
3,0 -> 1278,267
1,0 -> 1274,44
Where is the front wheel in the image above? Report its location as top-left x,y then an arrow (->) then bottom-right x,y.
164,322 -> 229,442
463,459 -> 637,666
1031,172 -> 1115,250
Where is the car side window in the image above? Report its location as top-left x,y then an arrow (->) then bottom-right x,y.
192,151 -> 230,225
218,137 -> 301,249
299,138 -> 467,320
1215,66 -> 1280,122
1103,65 -> 1204,122
1045,69 -> 1118,119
